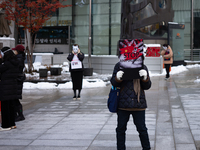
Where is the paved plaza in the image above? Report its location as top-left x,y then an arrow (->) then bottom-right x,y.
0,67 -> 200,150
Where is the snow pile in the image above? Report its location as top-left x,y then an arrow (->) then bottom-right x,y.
23,62 -> 200,89
23,79 -> 107,90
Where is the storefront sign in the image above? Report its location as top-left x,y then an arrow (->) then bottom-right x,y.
43,20 -> 72,26
35,38 -> 68,44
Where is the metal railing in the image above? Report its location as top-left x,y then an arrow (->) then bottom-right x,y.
184,49 -> 200,61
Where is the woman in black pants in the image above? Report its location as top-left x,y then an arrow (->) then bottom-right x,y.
67,44 -> 84,100
12,45 -> 26,122
110,62 -> 152,150
161,44 -> 173,79
0,47 -> 20,131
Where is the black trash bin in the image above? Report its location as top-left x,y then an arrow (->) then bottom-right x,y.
50,68 -> 62,75
84,68 -> 93,76
39,69 -> 48,78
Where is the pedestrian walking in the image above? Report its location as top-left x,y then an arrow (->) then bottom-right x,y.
67,44 -> 84,100
0,47 -> 20,131
12,45 -> 26,122
110,62 -> 152,150
161,44 -> 173,79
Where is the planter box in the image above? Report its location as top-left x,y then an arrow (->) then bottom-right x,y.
84,68 -> 93,76
50,68 -> 62,75
39,69 -> 48,78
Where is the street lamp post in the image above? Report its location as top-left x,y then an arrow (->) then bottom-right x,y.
88,0 -> 92,68
83,0 -> 93,76
191,0 -> 194,61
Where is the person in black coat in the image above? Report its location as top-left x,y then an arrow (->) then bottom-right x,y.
67,44 -> 84,100
12,45 -> 26,122
110,62 -> 151,150
0,47 -> 20,131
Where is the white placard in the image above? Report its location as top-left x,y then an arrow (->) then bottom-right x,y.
71,55 -> 82,69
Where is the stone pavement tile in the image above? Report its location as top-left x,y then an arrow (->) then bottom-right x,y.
46,128 -> 101,134
174,128 -> 195,144
94,134 -> 116,141
0,133 -> 41,140
7,127 -> 48,134
171,106 -> 185,118
58,120 -> 106,125
24,146 -> 88,150
172,117 -> 189,128
0,146 -> 26,150
59,118 -> 108,123
52,124 -> 103,130
0,139 -> 32,146
38,133 -> 97,140
194,135 -> 200,141
16,123 -> 55,129
176,144 -> 196,150
90,140 -> 154,148
87,146 -> 116,150
30,139 -> 92,147
157,109 -> 171,122
156,122 -> 173,136
190,124 -> 200,130
155,136 -> 175,150
90,140 -> 117,147
64,113 -> 110,119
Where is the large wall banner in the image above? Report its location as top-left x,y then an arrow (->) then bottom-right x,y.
119,39 -> 144,80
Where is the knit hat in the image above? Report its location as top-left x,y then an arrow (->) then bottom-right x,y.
12,45 -> 25,52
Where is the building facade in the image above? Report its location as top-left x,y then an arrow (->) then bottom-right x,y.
16,0 -> 200,61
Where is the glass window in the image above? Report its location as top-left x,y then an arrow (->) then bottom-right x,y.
130,0 -> 144,5
172,0 -> 192,49
194,12 -> 200,48
73,0 -> 121,55
37,29 -> 49,38
136,22 -> 167,38
49,28 -> 68,38
159,0 -> 166,9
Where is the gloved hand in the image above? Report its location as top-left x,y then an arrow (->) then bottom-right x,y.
116,70 -> 124,81
139,69 -> 147,80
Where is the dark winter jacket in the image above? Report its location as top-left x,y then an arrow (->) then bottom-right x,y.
16,53 -> 26,99
0,57 -> 20,101
17,53 -> 25,73
110,62 -> 151,109
67,52 -> 84,72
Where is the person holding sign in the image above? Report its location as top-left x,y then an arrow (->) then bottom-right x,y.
67,44 -> 84,100
161,44 -> 173,80
110,39 -> 152,150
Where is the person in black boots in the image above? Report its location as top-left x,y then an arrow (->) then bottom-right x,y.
161,44 -> 173,80
110,62 -> 152,150
12,45 -> 26,122
67,44 -> 84,100
0,47 -> 20,131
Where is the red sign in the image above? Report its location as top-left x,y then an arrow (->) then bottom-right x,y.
120,46 -> 143,61
146,47 -> 160,57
